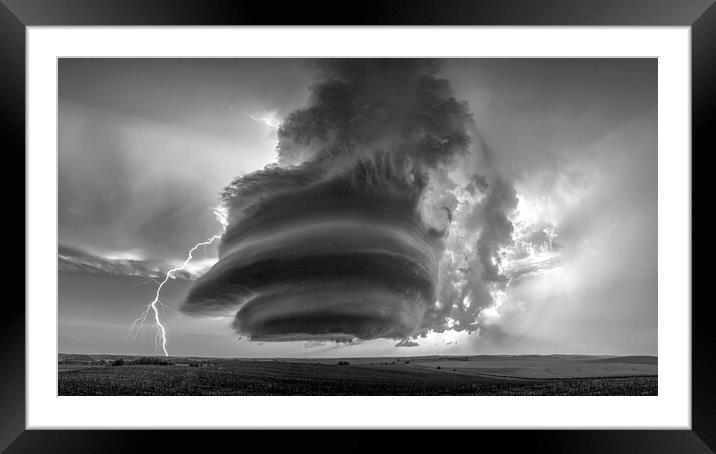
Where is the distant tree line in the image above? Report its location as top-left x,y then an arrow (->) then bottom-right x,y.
131,357 -> 172,365
59,357 -> 200,367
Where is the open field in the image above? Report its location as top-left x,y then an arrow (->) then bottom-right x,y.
58,354 -> 657,396
409,355 -> 657,379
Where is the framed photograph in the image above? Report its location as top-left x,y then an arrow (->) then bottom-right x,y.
6,0 -> 713,451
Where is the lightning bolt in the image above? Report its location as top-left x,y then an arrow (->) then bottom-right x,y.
128,206 -> 228,356
247,105 -> 281,131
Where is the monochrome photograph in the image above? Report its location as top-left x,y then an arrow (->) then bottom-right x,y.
57,57 -> 657,396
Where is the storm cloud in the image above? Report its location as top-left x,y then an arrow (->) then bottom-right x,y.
58,244 -> 202,280
182,59 -> 517,342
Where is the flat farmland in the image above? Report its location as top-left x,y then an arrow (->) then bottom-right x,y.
58,355 -> 657,396
410,355 -> 657,378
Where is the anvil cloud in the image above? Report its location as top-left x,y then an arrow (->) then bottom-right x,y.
182,59 -> 519,342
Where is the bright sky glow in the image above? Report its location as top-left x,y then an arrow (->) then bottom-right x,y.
247,107 -> 282,131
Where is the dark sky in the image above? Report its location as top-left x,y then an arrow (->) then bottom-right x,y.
58,58 -> 657,357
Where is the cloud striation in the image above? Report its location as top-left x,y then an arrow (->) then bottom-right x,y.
182,59 -> 518,342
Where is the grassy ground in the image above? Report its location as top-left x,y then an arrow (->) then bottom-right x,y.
58,359 -> 657,396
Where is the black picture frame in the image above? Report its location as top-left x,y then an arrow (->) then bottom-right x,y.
4,0 -> 713,452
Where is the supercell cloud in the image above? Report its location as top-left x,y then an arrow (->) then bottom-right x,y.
182,59 -> 518,342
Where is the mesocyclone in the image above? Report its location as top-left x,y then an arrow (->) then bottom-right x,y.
181,59 -> 515,342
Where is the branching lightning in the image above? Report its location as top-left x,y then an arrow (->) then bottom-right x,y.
247,105 -> 281,131
128,206 -> 228,356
